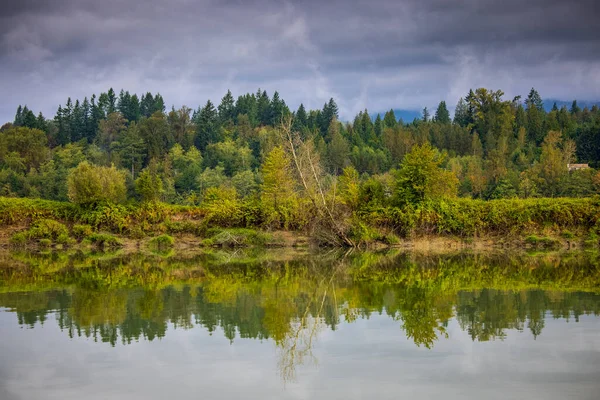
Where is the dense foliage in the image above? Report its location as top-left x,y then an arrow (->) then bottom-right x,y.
3,87 -> 600,241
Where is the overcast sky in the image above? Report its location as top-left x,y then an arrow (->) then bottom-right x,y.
1,0 -> 599,123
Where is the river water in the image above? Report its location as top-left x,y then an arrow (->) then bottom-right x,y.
0,249 -> 599,399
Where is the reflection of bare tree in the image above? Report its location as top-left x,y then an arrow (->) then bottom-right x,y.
276,259 -> 343,383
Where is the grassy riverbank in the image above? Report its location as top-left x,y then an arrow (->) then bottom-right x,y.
0,196 -> 599,250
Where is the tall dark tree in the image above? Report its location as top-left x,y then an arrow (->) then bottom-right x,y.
374,114 -> 383,138
319,98 -> 339,135
383,109 -> 397,129
293,103 -> 308,134
570,100 -> 581,115
218,90 -> 236,125
270,91 -> 287,125
256,89 -> 271,126
13,105 -> 23,126
422,107 -> 430,122
526,88 -> 544,111
107,88 -> 117,114
526,89 -> 545,144
434,101 -> 451,124
235,93 -> 257,126
454,98 -> 470,127
193,100 -> 219,151
70,99 -> 84,142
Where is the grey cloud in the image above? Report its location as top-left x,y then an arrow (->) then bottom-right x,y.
0,0 -> 599,123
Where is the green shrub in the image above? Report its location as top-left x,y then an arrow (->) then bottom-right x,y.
72,224 -> 93,239
135,169 -> 164,202
67,161 -> 127,205
349,219 -> 382,247
149,234 -> 175,249
86,233 -> 123,249
39,238 -> 52,248
28,219 -> 69,240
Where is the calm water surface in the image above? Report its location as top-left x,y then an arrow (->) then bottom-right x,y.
0,250 -> 599,399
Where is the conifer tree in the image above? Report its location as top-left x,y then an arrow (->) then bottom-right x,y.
434,101 -> 450,124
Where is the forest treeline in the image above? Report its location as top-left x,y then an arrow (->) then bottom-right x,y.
2,87 -> 600,243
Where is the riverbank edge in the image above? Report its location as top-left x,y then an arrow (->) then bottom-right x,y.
0,196 -> 598,251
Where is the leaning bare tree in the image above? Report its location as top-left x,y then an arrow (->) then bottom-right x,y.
279,115 -> 355,247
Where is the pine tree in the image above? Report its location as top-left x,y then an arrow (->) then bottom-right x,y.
140,92 -> 154,118
293,103 -> 308,134
107,88 -> 117,114
453,98 -> 469,126
570,100 -> 581,115
422,107 -> 430,122
434,101 -> 450,124
14,105 -> 23,126
383,109 -> 397,129
526,88 -> 544,111
81,97 -> 91,141
36,112 -> 47,132
235,93 -> 258,126
20,106 -> 37,129
374,114 -> 383,138
194,100 -> 219,151
270,91 -> 287,125
218,90 -> 235,125
256,89 -> 271,126
153,94 -> 165,114
90,94 -> 103,142
70,99 -> 84,142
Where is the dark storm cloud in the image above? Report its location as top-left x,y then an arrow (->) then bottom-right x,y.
0,0 -> 599,122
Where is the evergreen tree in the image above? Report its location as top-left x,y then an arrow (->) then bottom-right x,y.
434,101 -> 451,124
14,105 -> 23,126
36,112 -> 47,132
526,88 -> 544,111
293,103 -> 308,134
107,88 -> 117,114
81,97 -> 91,141
140,92 -> 155,118
570,100 -> 581,115
70,99 -> 84,142
383,109 -> 397,129
89,94 -> 102,142
374,114 -> 383,138
256,89 -> 271,126
270,91 -> 288,125
194,100 -> 219,151
20,106 -> 37,129
453,98 -> 469,127
422,107 -> 430,122
235,93 -> 258,126
218,90 -> 236,125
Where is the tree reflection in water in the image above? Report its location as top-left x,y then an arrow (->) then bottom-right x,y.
1,249 -> 600,381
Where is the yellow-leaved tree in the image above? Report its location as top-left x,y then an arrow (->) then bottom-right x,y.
67,161 -> 127,205
261,146 -> 298,228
